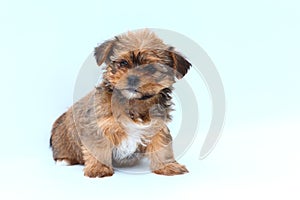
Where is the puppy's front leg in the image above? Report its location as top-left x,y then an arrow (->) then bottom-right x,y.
147,127 -> 189,176
81,138 -> 114,178
80,115 -> 128,178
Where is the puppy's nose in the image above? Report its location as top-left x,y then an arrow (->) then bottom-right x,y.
127,75 -> 140,87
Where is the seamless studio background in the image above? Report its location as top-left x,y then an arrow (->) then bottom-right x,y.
0,0 -> 299,200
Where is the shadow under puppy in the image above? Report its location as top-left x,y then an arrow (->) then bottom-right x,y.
50,29 -> 191,178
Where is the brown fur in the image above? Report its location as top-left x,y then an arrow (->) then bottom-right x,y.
50,29 -> 191,177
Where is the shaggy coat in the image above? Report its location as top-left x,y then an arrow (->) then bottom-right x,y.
50,29 -> 191,177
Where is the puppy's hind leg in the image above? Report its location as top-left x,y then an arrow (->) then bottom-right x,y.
50,112 -> 84,165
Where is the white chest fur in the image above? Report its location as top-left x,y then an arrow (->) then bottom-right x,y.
112,134 -> 142,161
112,120 -> 154,161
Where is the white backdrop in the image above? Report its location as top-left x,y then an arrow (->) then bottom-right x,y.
0,0 -> 299,200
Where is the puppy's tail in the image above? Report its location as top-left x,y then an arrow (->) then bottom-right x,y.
50,112 -> 67,148
49,134 -> 53,148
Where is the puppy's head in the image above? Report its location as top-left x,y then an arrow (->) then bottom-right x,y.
94,29 -> 191,99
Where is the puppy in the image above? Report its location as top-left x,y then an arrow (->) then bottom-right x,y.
50,29 -> 191,177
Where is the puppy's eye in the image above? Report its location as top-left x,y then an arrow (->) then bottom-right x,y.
117,60 -> 129,67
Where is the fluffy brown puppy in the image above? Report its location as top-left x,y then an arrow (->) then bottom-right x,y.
50,29 -> 191,178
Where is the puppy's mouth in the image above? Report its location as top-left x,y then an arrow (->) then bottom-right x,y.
120,88 -> 154,100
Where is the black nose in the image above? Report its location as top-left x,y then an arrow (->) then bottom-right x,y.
127,75 -> 140,87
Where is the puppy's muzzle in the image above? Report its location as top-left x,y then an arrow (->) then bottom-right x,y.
115,64 -> 175,99
127,75 -> 140,87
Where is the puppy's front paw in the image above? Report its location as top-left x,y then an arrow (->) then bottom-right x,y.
153,162 -> 189,176
84,164 -> 114,178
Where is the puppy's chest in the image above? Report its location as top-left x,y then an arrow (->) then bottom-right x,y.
113,118 -> 153,161
126,105 -> 151,123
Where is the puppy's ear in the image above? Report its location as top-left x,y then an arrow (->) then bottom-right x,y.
168,48 -> 191,79
94,38 -> 116,66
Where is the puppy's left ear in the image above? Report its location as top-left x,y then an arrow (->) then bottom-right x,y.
94,38 -> 116,66
169,48 -> 191,79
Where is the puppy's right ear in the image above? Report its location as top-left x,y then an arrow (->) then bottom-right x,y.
94,38 -> 116,66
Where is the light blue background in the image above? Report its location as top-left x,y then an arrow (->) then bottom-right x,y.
0,0 -> 299,199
